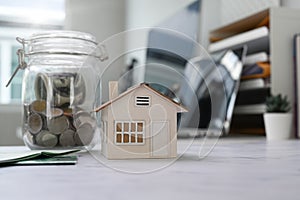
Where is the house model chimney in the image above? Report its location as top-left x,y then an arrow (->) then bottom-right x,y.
109,81 -> 118,100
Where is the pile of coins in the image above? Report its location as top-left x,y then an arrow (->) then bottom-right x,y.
24,100 -> 96,148
23,72 -> 96,149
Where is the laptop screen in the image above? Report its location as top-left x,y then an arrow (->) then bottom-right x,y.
177,48 -> 244,136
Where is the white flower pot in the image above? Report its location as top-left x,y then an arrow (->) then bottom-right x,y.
263,113 -> 293,140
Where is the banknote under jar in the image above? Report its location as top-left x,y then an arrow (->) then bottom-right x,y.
19,31 -> 106,150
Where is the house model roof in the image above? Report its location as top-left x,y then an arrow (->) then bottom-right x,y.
95,83 -> 188,113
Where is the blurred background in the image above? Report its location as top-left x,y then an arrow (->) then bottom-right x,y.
1,0 -> 299,145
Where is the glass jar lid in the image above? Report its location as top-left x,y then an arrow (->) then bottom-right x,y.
26,30 -> 99,56
29,30 -> 97,44
6,30 -> 108,87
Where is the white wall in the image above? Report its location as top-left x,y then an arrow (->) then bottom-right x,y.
65,0 -> 126,42
126,0 -> 195,29
126,0 -> 197,83
281,0 -> 300,8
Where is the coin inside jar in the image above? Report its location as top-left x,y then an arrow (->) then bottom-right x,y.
28,113 -> 43,134
43,108 -> 64,118
73,111 -> 96,129
30,100 -> 47,114
59,129 -> 76,147
36,130 -> 58,147
74,123 -> 94,146
47,115 -> 69,135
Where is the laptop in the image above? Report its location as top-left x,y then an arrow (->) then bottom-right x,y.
177,48 -> 245,137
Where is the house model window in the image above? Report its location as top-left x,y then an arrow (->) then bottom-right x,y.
135,96 -> 150,107
115,121 -> 145,145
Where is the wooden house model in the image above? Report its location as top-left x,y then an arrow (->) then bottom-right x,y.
96,82 -> 187,159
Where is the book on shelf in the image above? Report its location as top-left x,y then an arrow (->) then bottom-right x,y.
294,33 -> 300,138
209,9 -> 269,42
244,52 -> 269,65
208,26 -> 269,54
239,78 -> 270,91
241,62 -> 270,80
235,79 -> 270,116
233,104 -> 267,115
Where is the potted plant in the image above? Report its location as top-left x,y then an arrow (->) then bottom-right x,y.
264,94 -> 293,140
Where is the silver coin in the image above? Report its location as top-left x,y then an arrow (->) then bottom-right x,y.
29,100 -> 47,114
73,111 -> 96,129
36,130 -> 58,148
43,108 -> 64,118
47,115 -> 69,135
59,129 -> 76,147
28,113 -> 43,134
74,123 -> 94,146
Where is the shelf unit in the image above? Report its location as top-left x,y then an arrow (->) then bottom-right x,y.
208,8 -> 300,134
209,7 -> 300,104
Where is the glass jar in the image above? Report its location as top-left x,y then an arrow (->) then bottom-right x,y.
12,31 -> 107,150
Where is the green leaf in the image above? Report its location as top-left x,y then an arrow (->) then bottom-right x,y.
265,93 -> 291,113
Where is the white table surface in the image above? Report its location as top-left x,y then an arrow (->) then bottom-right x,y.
1,137 -> 300,200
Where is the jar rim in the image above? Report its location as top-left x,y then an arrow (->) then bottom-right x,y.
28,30 -> 97,44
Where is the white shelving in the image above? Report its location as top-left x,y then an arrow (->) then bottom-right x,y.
208,26 -> 269,54
209,7 -> 300,111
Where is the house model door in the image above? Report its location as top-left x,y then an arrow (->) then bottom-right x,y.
151,121 -> 169,157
